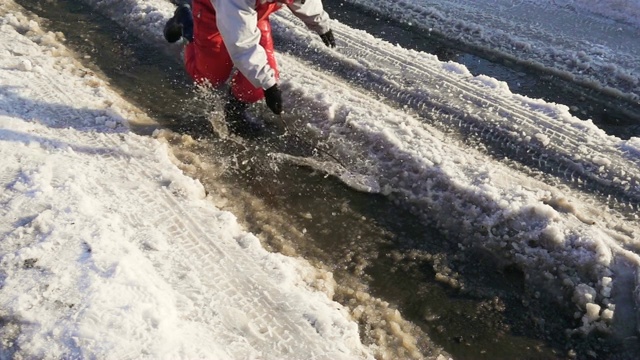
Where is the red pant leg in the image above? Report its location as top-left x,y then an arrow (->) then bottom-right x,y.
230,18 -> 279,103
185,0 -> 234,88
184,37 -> 234,88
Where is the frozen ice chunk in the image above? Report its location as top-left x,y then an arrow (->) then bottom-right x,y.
534,133 -> 550,147
601,308 -> 614,322
573,284 -> 597,309
584,303 -> 601,323
17,59 -> 33,71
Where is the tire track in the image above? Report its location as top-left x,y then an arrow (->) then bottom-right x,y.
20,68 -> 368,358
338,0 -> 640,100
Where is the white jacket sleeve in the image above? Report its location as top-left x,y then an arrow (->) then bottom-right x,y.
210,0 -> 277,90
287,0 -> 331,35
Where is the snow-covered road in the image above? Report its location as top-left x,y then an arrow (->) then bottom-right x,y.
2,0 -> 640,358
341,0 -> 640,102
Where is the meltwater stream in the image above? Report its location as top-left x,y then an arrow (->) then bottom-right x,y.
16,0 -> 638,359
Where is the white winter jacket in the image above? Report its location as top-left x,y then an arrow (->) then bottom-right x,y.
210,0 -> 331,90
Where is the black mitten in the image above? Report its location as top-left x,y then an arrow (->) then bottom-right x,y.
163,4 -> 193,43
264,84 -> 283,115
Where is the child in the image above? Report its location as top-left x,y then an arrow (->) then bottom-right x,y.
164,0 -> 335,133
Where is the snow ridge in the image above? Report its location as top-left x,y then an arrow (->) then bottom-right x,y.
274,11 -> 640,214
271,12 -> 640,337
277,51 -> 640,337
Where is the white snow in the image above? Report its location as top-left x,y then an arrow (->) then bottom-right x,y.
2,0 -> 640,357
548,0 -> 640,28
0,3 -> 373,359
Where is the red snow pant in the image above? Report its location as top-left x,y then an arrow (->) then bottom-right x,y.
185,1 -> 280,103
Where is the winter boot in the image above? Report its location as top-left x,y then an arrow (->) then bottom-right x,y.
163,1 -> 194,43
224,96 -> 264,136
